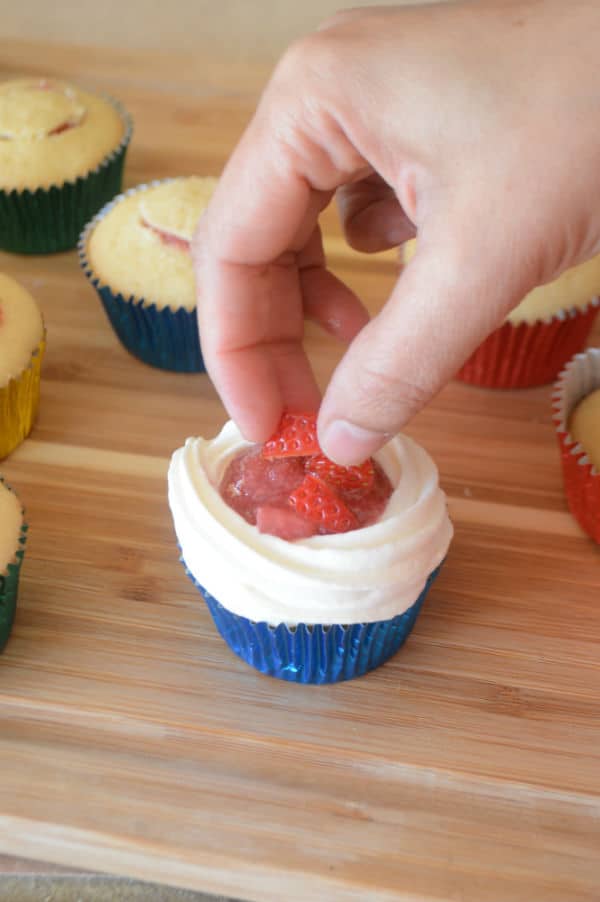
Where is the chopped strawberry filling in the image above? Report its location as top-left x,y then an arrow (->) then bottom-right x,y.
256,506 -> 318,541
218,414 -> 393,540
289,474 -> 358,533
306,453 -> 375,491
220,447 -> 306,524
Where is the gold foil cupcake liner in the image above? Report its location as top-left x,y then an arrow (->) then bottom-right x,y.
0,333 -> 46,459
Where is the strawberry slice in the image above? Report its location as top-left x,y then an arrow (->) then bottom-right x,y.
262,412 -> 320,459
289,474 -> 359,534
306,454 -> 375,492
256,506 -> 318,540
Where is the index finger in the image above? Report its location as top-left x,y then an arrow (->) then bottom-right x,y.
193,48 -> 370,440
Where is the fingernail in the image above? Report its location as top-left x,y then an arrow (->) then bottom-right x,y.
320,420 -> 387,466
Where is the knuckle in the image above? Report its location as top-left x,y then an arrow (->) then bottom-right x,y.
272,26 -> 355,95
274,33 -> 333,84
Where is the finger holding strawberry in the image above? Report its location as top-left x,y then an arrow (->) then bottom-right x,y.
219,412 -> 392,539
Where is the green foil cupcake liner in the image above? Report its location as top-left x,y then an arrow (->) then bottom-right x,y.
0,96 -> 132,254
181,557 -> 443,684
0,480 -> 28,652
78,182 -> 206,373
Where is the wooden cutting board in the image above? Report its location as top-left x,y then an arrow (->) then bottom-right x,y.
0,38 -> 599,902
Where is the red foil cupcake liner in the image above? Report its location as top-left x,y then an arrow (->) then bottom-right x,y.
457,299 -> 599,389
552,348 -> 600,543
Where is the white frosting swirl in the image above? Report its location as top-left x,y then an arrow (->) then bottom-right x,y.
168,421 -> 453,625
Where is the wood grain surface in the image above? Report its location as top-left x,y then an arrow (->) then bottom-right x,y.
0,39 -> 599,902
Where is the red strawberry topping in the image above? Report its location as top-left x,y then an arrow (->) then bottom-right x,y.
306,453 -> 375,491
262,413 -> 320,459
289,474 -> 358,534
219,414 -> 393,540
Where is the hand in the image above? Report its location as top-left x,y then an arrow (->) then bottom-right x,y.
193,0 -> 600,464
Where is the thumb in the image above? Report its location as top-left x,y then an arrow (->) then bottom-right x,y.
317,229 -> 530,465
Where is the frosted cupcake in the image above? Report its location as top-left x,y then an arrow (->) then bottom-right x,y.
0,479 -> 27,652
0,77 -> 131,254
403,241 -> 599,388
80,177 -> 216,372
553,348 -> 600,544
169,414 -> 453,683
0,273 -> 45,459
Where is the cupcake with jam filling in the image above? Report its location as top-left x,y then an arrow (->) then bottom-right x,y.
0,479 -> 28,652
80,176 -> 216,372
0,77 -> 131,253
0,273 -> 45,460
169,413 -> 453,684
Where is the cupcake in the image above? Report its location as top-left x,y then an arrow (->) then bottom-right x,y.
0,273 -> 45,460
0,77 -> 131,254
553,347 -> 600,544
403,241 -> 599,388
168,414 -> 453,684
0,479 -> 27,652
79,177 -> 216,372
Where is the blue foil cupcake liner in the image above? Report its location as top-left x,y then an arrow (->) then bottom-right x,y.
78,181 -> 205,373
182,559 -> 442,684
0,479 -> 28,653
0,95 -> 132,255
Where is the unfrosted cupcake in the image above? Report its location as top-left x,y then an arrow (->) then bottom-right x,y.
0,273 -> 45,459
0,479 -> 27,652
553,348 -> 600,544
80,177 -> 216,372
0,77 -> 131,253
403,241 -> 599,388
168,415 -> 453,684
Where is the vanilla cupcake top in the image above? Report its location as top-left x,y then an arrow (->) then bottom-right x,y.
86,177 -> 217,311
569,389 -> 600,471
0,481 -> 23,574
403,240 -> 600,324
511,255 -> 600,324
169,421 -> 453,625
0,273 -> 44,387
0,78 -> 125,191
